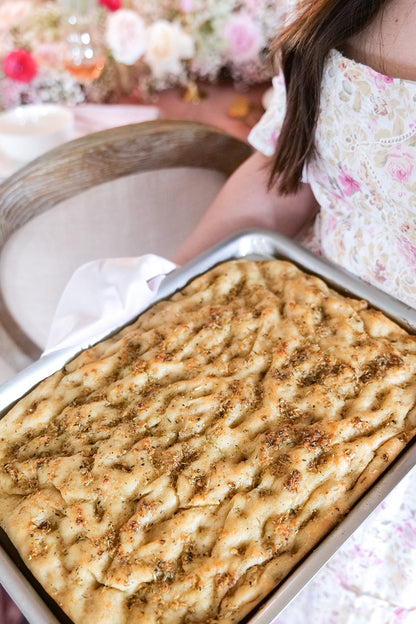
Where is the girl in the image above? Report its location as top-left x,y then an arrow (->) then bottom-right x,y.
175,0 -> 416,621
176,0 -> 416,311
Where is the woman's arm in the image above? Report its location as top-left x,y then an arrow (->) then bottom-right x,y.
173,151 -> 319,264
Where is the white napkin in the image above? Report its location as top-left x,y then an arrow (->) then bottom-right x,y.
43,254 -> 177,355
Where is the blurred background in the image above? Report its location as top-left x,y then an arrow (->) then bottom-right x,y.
0,0 -> 293,119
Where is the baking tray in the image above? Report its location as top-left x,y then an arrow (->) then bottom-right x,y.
0,227 -> 415,624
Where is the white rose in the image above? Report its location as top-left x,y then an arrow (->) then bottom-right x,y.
145,20 -> 194,80
105,9 -> 146,66
0,1 -> 32,32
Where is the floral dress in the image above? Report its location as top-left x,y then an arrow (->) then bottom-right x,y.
249,49 -> 416,624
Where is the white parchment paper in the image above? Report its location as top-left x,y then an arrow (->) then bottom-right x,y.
44,254 -> 176,354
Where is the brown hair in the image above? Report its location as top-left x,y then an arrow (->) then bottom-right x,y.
269,0 -> 391,194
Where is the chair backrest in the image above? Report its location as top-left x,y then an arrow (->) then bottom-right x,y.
0,119 -> 252,364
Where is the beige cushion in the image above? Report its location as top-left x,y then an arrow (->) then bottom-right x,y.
0,167 -> 226,350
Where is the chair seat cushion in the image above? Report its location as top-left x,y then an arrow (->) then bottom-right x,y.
0,167 -> 226,349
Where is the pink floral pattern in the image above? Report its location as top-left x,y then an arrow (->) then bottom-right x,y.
387,146 -> 414,184
249,48 -> 416,308
249,47 -> 416,623
276,468 -> 416,624
338,166 -> 362,196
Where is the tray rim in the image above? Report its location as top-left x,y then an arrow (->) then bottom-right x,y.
0,227 -> 415,624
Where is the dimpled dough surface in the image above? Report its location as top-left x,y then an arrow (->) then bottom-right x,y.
0,260 -> 416,624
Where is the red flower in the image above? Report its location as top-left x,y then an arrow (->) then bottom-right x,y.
98,0 -> 122,10
3,49 -> 37,83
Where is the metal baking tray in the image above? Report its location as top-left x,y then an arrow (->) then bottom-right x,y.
0,228 -> 415,624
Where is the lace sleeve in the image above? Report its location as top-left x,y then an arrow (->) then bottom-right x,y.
248,73 -> 287,156
248,72 -> 309,183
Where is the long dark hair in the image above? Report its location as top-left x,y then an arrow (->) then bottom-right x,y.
269,0 -> 391,194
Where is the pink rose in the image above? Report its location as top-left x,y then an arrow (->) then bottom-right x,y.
399,236 -> 416,270
3,48 -> 37,83
325,215 -> 337,233
351,544 -> 383,566
374,259 -> 386,283
180,0 -> 193,12
223,13 -> 264,63
369,68 -> 394,91
338,167 -> 361,196
33,43 -> 65,70
396,521 -> 416,548
395,608 -> 411,622
99,0 -> 122,11
371,95 -> 388,115
387,146 -> 414,184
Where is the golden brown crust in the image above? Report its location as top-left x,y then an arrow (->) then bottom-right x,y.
0,259 -> 415,624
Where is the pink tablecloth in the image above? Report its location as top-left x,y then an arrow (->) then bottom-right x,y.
156,82 -> 267,140
0,84 -> 267,181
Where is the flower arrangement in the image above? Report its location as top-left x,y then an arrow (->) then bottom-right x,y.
0,0 -> 292,109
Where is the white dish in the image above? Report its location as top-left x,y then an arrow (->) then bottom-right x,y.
0,104 -> 74,163
0,103 -> 160,180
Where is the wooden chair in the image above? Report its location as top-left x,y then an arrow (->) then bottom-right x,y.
0,119 -> 252,377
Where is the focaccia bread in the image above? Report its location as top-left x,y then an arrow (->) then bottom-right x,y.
0,259 -> 416,624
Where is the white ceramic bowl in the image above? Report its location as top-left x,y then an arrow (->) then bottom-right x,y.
0,104 -> 74,162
